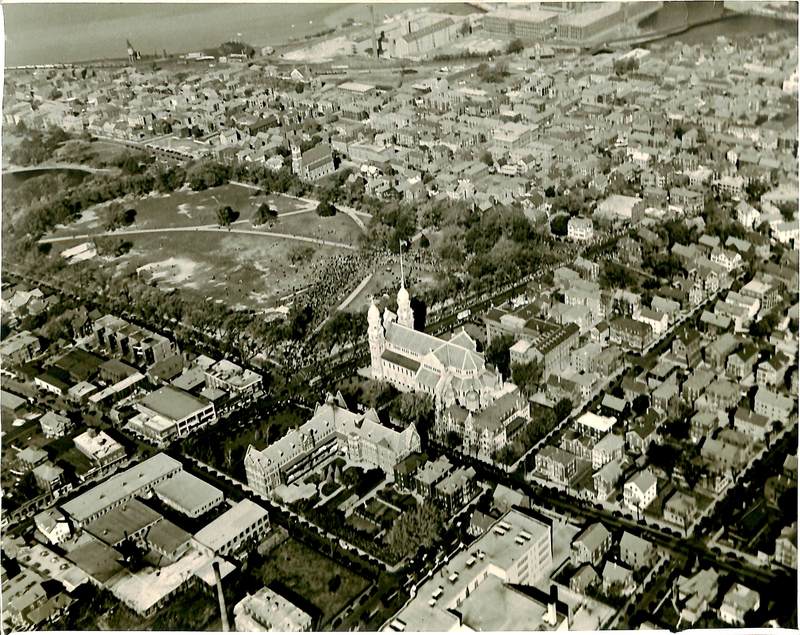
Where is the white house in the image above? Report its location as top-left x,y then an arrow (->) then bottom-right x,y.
567,216 -> 594,241
635,307 -> 668,337
623,469 -> 657,513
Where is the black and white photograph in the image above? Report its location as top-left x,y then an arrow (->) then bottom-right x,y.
0,0 -> 798,632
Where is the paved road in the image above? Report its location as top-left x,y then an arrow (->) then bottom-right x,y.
37,224 -> 357,250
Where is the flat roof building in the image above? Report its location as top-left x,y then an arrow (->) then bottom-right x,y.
153,471 -> 224,519
61,453 -> 182,527
233,587 -> 313,632
129,386 -> 216,447
385,509 -> 558,631
194,498 -> 270,557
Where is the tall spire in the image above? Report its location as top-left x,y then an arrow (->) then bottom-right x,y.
396,239 -> 414,330
399,239 -> 405,289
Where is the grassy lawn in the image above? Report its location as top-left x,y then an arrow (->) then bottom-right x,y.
75,229 -> 347,311
257,538 -> 370,627
265,193 -> 310,213
275,209 -> 362,245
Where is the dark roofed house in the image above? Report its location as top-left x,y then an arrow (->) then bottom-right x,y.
52,349 -> 105,383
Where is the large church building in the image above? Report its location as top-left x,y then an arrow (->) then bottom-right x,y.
368,282 -> 507,415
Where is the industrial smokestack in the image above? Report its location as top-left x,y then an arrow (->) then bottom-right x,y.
213,560 -> 230,632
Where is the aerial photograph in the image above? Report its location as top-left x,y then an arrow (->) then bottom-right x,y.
0,0 -> 797,632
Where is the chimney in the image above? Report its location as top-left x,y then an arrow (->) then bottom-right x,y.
213,560 -> 230,632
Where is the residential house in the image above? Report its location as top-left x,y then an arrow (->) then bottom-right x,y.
754,387 -> 794,422
725,344 -> 759,381
601,561 -> 634,596
571,522 -> 612,567
623,469 -> 657,513
718,584 -> 759,627
535,446 -> 577,486
619,531 -> 655,570
733,408 -> 771,444
593,460 -> 622,501
663,492 -> 697,530
675,568 -> 720,626
756,352 -> 791,388
591,433 -> 624,470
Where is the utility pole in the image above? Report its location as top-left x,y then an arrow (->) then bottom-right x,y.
370,5 -> 378,59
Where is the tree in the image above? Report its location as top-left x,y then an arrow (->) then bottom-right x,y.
254,202 -> 278,225
550,214 -> 569,237
102,203 -> 137,231
445,431 -> 461,448
554,398 -> 572,422
511,359 -> 543,396
385,503 -> 445,560
328,574 -> 342,593
632,394 -> 650,417
216,205 -> 238,226
479,150 -> 493,166
390,392 -> 434,427
485,334 -> 513,379
506,38 -> 524,55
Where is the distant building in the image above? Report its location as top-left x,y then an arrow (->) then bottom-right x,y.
204,359 -> 262,400
93,314 -> 174,366
594,194 -> 644,224
0,330 -> 41,364
483,8 -> 558,41
775,522 -> 797,568
233,587 -> 313,632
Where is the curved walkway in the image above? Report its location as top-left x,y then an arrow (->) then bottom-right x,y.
3,162 -> 111,175
38,224 -> 357,250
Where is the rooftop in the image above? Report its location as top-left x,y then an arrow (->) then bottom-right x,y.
85,499 -> 162,546
194,499 -> 269,553
139,386 -> 212,422
61,453 -> 182,524
153,471 -> 223,515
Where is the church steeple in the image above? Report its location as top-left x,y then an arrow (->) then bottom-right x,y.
397,240 -> 414,329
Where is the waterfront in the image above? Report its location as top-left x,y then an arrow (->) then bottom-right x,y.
2,3 -> 474,67
639,1 -> 796,48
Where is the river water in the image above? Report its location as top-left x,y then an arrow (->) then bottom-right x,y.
3,3 -> 794,66
3,3 -> 474,67
639,1 -> 796,47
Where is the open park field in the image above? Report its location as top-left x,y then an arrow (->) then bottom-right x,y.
44,184 -> 366,311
